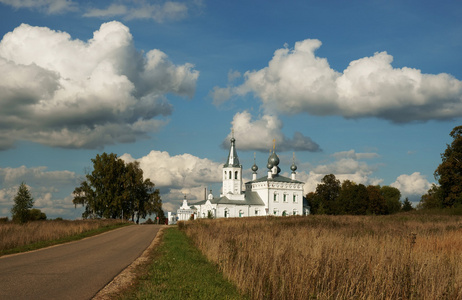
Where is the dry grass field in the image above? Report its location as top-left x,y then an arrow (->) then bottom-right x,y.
180,214 -> 462,299
0,219 -> 126,254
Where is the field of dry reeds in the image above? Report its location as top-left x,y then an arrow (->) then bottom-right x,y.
180,214 -> 462,299
0,219 -> 126,254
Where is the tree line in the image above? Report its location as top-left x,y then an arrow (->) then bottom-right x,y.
73,152 -> 164,223
419,125 -> 462,210
306,174 -> 413,215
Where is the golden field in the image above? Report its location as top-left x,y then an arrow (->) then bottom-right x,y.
0,219 -> 125,254
180,214 -> 462,299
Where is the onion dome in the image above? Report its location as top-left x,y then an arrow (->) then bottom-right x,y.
267,162 -> 273,169
268,152 -> 280,167
252,163 -> 258,173
291,162 -> 297,172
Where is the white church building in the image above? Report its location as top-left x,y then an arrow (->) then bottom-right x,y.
176,136 -> 309,220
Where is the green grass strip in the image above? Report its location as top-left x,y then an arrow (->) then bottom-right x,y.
0,222 -> 131,256
122,227 -> 247,300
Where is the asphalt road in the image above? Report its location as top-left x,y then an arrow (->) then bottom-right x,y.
0,224 -> 162,300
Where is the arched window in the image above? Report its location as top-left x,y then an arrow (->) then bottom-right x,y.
283,194 -> 288,202
293,209 -> 298,215
293,194 -> 297,203
229,171 -> 232,179
224,171 -> 227,180
282,210 -> 287,216
224,208 -> 229,218
239,210 -> 244,217
235,171 -> 238,179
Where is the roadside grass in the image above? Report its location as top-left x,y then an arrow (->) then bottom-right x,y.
121,226 -> 247,300
0,219 -> 130,256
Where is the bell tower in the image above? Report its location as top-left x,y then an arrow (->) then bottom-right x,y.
222,132 -> 242,196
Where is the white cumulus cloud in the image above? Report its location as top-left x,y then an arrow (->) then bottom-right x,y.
222,111 -> 321,152
120,150 -> 223,212
121,150 -> 222,189
299,149 -> 383,194
0,21 -> 199,150
391,172 -> 432,198
215,39 -> 462,123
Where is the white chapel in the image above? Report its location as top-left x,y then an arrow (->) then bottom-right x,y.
177,136 -> 309,220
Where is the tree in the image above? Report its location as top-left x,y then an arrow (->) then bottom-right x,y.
418,184 -> 443,209
402,198 -> 414,212
314,174 -> 341,214
73,153 -> 126,218
338,181 -> 368,215
29,208 -> 47,221
434,125 -> 462,207
381,186 -> 402,214
73,153 -> 163,221
305,192 -> 320,214
366,185 -> 387,215
11,182 -> 34,224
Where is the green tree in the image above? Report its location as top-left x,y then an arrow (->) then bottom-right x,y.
402,197 -> 414,212
315,174 -> 341,214
73,153 -> 126,218
11,182 -> 34,224
29,208 -> 47,221
434,125 -> 462,207
73,153 -> 163,221
366,185 -> 387,215
305,192 -> 320,214
123,161 -> 163,223
380,186 -> 402,214
338,181 -> 368,215
418,184 -> 443,209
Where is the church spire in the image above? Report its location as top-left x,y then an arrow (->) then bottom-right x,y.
224,130 -> 240,167
222,130 -> 243,196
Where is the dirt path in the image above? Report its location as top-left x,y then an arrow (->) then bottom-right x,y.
0,225 -> 163,300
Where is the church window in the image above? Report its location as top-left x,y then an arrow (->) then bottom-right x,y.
273,209 -> 278,215
293,194 -> 297,203
224,208 -> 229,218
239,210 -> 244,217
235,171 -> 238,179
224,171 -> 227,180
255,209 -> 259,215
273,193 -> 278,202
293,209 -> 298,215
282,210 -> 287,216
283,194 -> 288,202
229,171 -> 232,179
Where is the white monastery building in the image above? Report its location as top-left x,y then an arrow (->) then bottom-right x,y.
176,136 -> 309,220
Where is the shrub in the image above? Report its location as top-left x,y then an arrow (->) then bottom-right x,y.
28,209 -> 47,221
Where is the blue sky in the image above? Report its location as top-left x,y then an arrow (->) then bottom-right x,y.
0,0 -> 461,219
